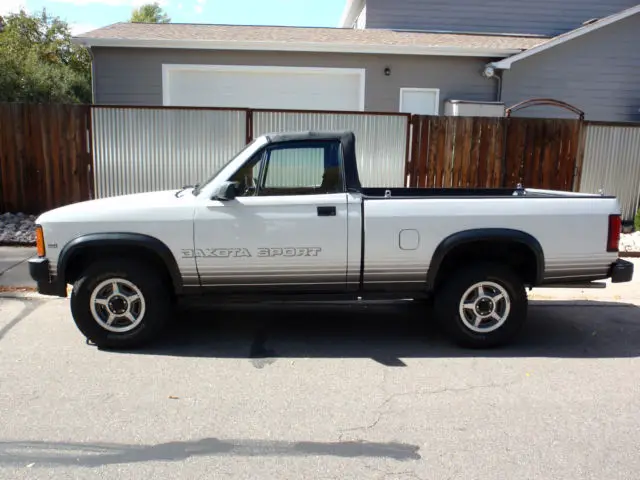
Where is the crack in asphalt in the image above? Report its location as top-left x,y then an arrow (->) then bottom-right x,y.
340,380 -> 519,437
364,464 -> 426,480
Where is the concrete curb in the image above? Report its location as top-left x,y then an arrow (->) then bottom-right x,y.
0,286 -> 37,294
0,291 -> 50,300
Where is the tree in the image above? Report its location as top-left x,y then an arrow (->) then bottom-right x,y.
0,9 -> 91,103
130,3 -> 170,23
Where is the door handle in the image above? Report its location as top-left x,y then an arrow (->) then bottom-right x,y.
317,206 -> 336,217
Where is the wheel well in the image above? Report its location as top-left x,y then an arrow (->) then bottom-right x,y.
64,245 -> 175,293
431,239 -> 540,289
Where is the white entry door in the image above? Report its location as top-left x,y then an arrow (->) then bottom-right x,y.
399,88 -> 440,115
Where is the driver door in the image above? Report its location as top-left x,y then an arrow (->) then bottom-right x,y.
193,139 -> 349,294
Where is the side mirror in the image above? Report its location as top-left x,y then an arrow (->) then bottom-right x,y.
212,181 -> 238,201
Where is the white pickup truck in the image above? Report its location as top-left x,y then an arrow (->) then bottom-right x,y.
29,131 -> 633,349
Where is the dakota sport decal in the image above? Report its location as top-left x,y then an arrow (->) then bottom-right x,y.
182,247 -> 322,258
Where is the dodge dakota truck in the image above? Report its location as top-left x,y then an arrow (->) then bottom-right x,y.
29,131 -> 633,349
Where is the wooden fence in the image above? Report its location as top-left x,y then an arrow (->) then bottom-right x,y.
406,115 -> 584,190
0,103 -> 589,214
0,103 -> 93,213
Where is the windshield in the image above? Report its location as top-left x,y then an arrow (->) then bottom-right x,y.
193,137 -> 268,195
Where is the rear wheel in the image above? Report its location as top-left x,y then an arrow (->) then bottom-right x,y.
70,258 -> 172,349
434,263 -> 527,348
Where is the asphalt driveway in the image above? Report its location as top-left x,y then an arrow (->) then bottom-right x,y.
1,263 -> 639,479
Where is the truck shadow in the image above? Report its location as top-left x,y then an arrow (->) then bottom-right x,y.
0,437 -> 421,467
123,299 -> 640,361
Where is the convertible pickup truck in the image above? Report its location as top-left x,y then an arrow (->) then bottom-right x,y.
29,131 -> 633,349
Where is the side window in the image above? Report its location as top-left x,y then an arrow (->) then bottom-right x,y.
259,142 -> 343,196
264,147 -> 324,188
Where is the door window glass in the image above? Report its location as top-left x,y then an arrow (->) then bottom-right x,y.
260,141 -> 343,196
229,140 -> 343,197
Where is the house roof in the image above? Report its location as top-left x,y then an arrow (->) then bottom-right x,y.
488,4 -> 640,69
72,22 -> 547,57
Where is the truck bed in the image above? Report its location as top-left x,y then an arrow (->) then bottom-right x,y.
361,187 -> 612,199
358,188 -> 620,291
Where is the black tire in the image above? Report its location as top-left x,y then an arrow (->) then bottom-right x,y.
70,258 -> 172,349
433,263 -> 527,348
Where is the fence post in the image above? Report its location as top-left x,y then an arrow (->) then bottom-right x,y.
0,105 -> 4,213
86,105 -> 95,200
571,119 -> 586,192
403,114 -> 413,187
500,116 -> 509,187
245,109 -> 253,144
408,115 -> 423,188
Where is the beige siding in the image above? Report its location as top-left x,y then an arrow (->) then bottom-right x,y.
92,47 -> 498,112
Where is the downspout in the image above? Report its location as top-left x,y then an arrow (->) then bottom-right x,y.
482,62 -> 507,187
88,46 -> 96,105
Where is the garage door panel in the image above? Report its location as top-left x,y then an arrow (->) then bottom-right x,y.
164,66 -> 364,111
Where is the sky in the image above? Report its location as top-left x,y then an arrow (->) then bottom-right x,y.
0,0 -> 347,35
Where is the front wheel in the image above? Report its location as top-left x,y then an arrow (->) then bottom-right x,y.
70,259 -> 172,349
434,263 -> 528,348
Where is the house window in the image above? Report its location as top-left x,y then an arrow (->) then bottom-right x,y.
399,88 -> 440,115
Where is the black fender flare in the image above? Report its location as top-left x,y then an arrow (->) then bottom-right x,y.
425,228 -> 545,288
57,233 -> 183,293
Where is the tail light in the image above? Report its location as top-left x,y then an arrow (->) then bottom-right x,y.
35,225 -> 46,257
607,214 -> 621,252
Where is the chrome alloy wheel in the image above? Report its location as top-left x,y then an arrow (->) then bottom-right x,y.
89,278 -> 146,333
458,281 -> 511,333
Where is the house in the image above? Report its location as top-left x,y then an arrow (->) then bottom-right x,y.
74,0 -> 640,121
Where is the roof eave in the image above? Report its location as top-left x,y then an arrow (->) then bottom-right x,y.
487,4 -> 640,70
72,37 -> 521,57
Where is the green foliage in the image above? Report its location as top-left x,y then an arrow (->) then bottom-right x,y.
635,208 -> 640,232
0,9 -> 92,103
130,3 -> 171,23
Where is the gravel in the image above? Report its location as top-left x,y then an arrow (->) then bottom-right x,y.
0,212 -> 37,245
620,232 -> 640,253
1,211 -> 640,252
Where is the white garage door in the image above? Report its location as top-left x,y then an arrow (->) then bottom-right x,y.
162,65 -> 365,111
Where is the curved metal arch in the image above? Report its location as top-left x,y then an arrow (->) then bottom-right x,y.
505,98 -> 585,120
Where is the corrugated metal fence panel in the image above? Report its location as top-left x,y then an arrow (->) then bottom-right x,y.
252,111 -> 409,187
579,124 -> 640,222
92,107 -> 247,197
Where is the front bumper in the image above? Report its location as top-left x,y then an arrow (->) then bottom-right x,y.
609,258 -> 634,283
28,258 -> 67,297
